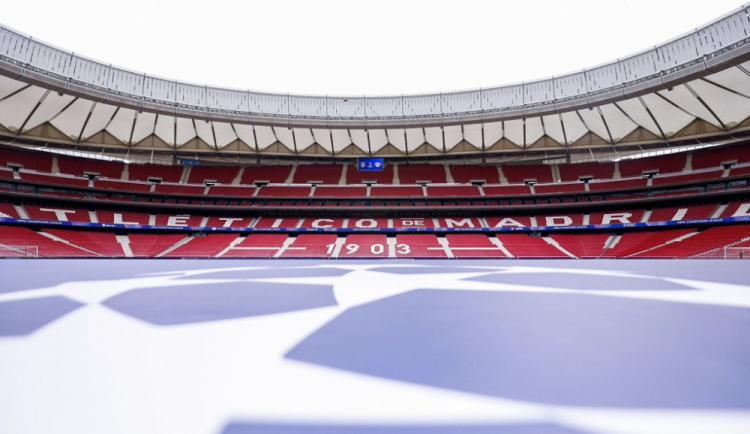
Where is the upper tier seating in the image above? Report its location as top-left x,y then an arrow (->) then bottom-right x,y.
240,166 -> 292,184
0,148 -> 53,172
652,169 -> 724,186
346,164 -> 394,184
20,172 -> 89,187
292,165 -> 343,184
314,186 -> 368,197
256,186 -> 311,197
721,201 -> 750,218
397,164 -> 447,184
502,164 -> 553,184
534,183 -> 586,194
619,153 -> 686,177
57,156 -> 124,179
187,166 -> 240,185
369,186 -> 424,197
483,185 -> 531,196
94,179 -> 152,192
153,184 -> 206,195
437,217 -> 482,228
207,185 -> 257,197
204,216 -> 252,228
253,217 -> 300,229
449,165 -> 500,184
559,162 -> 615,181
392,217 -> 435,229
127,164 -> 184,183
589,209 -> 645,225
692,144 -> 750,170
535,213 -> 585,227
426,186 -> 481,197
486,215 -> 533,228
588,178 -> 647,192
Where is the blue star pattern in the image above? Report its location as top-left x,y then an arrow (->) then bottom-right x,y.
0,259 -> 749,434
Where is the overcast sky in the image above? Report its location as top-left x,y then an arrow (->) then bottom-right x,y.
3,0 -> 746,96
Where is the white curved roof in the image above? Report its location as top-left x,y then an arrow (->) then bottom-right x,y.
0,4 -> 749,159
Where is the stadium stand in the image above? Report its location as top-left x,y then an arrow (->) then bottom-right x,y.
346,164 -> 394,184
339,234 -> 389,258
207,186 -> 256,196
550,233 -> 610,258
501,164 -> 554,184
25,205 -> 91,222
692,144 -> 750,170
445,234 -> 506,258
314,186 -> 368,197
483,185 -> 532,196
449,165 -> 500,184
280,234 -> 338,258
19,172 -> 90,187
127,164 -> 184,183
496,234 -> 569,258
633,225 -> 750,258
96,210 -> 151,225
57,156 -> 124,179
187,166 -> 239,185
397,164 -> 447,184
256,186 -> 312,197
161,234 -> 239,258
369,186 -> 424,197
0,226 -> 98,257
652,170 -> 724,186
619,153 -> 686,177
94,179 -> 152,192
43,229 -> 125,257
558,162 -> 615,181
0,148 -> 53,172
128,233 -> 187,257
220,234 -> 288,258
292,165 -> 343,184
426,186 -> 481,197
394,234 -> 447,258
240,166 -> 293,184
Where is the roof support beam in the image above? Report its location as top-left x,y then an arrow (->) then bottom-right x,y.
684,82 -> 729,131
636,97 -> 667,140
18,89 -> 49,134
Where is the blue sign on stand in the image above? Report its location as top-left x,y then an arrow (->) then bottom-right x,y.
178,159 -> 201,166
357,157 -> 384,171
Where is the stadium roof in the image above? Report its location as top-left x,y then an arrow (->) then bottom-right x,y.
0,4 -> 749,161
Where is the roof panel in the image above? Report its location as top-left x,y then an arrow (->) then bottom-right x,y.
368,129 -> 388,153
254,126 -> 276,150
524,117 -> 544,146
504,119 -> 524,147
0,86 -> 47,132
273,127 -> 295,151
405,128 -> 425,151
443,125 -> 463,150
483,121 -> 503,146
213,122 -> 237,148
312,129 -> 332,149
50,99 -> 94,141
639,93 -> 695,137
541,115 -> 565,145
174,117 -> 197,145
153,115 -> 176,145
560,111 -> 588,143
232,124 -> 255,149
688,79 -> 750,128
657,85 -> 720,127
598,104 -> 637,142
130,111 -> 157,144
106,108 -> 137,143
292,128 -> 315,151
350,129 -> 368,152
194,120 -> 215,148
463,123 -> 483,147
0,74 -> 29,100
82,104 -> 119,140
385,128 -> 406,152
577,109 -> 610,141
705,66 -> 750,98
614,99 -> 662,137
22,92 -> 74,133
424,127 -> 443,151
331,129 -> 351,152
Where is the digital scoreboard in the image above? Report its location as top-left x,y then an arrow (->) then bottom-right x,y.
357,157 -> 383,171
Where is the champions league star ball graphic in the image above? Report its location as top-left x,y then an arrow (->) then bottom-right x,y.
1,260 -> 750,434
